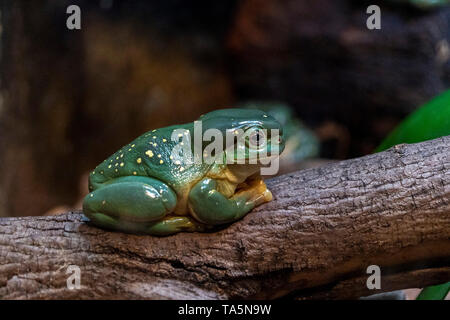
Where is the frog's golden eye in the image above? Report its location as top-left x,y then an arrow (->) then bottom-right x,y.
247,128 -> 266,149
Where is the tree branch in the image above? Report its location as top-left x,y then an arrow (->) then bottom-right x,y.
0,136 -> 449,299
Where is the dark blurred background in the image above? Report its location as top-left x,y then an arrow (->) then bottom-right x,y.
0,0 -> 449,217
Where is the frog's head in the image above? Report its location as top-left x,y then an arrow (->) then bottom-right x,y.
240,101 -> 294,127
198,108 -> 285,168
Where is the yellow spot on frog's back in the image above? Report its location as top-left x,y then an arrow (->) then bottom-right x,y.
137,158 -> 142,164
116,156 -> 119,160
120,154 -> 124,158
157,154 -> 161,158
178,133 -> 183,137
100,171 -> 104,174
131,144 -> 135,148
152,129 -> 156,132
115,163 -> 118,166
115,169 -> 118,172
169,155 -> 173,160
128,148 -> 132,151
102,200 -> 106,205
145,150 -> 154,157
162,138 -> 167,142
153,136 -> 157,139
133,171 -> 137,175
90,193 -> 93,197
120,162 -> 124,167
180,167 -> 184,172
108,165 -> 112,168
263,114 -> 268,118
159,160 -> 164,164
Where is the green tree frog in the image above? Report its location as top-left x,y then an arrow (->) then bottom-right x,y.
83,108 -> 285,236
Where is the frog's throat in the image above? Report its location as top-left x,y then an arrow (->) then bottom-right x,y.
226,163 -> 262,184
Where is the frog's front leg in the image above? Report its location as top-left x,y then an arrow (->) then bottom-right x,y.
83,176 -> 179,234
188,177 -> 272,225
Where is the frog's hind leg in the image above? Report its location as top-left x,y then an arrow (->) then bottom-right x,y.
86,214 -> 206,236
188,177 -> 272,225
83,176 -> 178,234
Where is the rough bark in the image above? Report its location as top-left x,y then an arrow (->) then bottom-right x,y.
0,136 -> 449,300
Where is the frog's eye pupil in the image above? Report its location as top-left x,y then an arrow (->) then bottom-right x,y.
248,129 -> 265,148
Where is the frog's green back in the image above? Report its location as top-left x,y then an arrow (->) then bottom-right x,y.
375,89 -> 450,152
89,123 -> 212,193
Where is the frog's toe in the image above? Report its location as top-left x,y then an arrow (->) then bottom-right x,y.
247,188 -> 272,207
237,179 -> 272,205
144,216 -> 208,236
262,188 -> 273,202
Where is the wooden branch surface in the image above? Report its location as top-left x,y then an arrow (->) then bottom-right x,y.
0,136 -> 449,299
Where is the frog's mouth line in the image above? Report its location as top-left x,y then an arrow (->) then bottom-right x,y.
248,153 -> 282,163
223,156 -> 280,167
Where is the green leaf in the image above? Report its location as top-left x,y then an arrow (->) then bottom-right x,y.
416,282 -> 450,300
375,89 -> 450,152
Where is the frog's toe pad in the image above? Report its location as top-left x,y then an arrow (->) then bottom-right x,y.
263,189 -> 273,202
254,180 -> 272,202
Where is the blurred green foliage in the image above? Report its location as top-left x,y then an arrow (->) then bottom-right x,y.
376,89 -> 450,152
